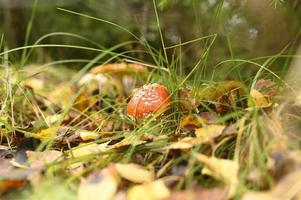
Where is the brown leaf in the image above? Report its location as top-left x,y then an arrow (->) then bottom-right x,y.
255,79 -> 277,97
26,150 -> 62,168
78,167 -> 120,200
166,187 -> 227,200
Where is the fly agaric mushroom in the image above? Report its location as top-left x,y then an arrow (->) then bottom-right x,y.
127,83 -> 171,118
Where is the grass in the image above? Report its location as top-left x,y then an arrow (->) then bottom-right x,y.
0,1 -> 301,200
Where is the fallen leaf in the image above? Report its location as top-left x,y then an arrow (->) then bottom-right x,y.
164,137 -> 195,150
249,89 -> 271,108
74,92 -> 98,111
255,79 -> 277,97
78,167 -> 119,200
166,187 -> 227,200
195,125 -> 225,142
26,150 -> 62,168
78,130 -> 100,141
127,180 -> 170,200
47,84 -> 76,108
69,142 -> 108,158
115,163 -> 152,183
194,153 -> 239,198
180,112 -> 219,130
108,135 -> 146,149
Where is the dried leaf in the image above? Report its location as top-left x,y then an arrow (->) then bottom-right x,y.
115,163 -> 153,183
26,150 -> 62,168
78,130 -> 100,141
255,79 -> 277,97
127,180 -> 170,200
164,137 -> 195,150
78,167 -> 119,200
74,92 -> 98,111
47,84 -> 76,108
249,89 -> 271,108
195,125 -> 225,142
180,115 -> 202,129
180,112 -> 219,130
166,187 -> 227,200
69,142 -> 108,158
194,153 -> 239,197
35,127 -> 61,142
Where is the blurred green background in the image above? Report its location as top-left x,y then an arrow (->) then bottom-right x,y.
0,0 -> 300,79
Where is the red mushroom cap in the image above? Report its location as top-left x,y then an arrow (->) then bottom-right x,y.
127,83 -> 171,118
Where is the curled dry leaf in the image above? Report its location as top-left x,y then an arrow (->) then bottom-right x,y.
249,89 -> 271,108
115,163 -> 153,183
127,180 -> 170,200
78,130 -> 100,141
194,153 -> 239,198
78,167 -> 119,200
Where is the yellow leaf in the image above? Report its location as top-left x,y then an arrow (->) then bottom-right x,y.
69,143 -> 108,158
79,130 -> 100,141
180,115 -> 202,129
164,137 -> 195,150
127,180 -> 170,200
250,89 -> 271,108
35,127 -> 59,141
195,125 -> 225,142
74,92 -> 98,111
47,85 -> 75,108
115,163 -> 152,183
78,167 -> 119,200
194,153 -> 239,198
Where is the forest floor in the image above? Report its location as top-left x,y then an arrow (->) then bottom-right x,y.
0,60 -> 301,200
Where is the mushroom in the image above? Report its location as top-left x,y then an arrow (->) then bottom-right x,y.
127,83 -> 171,118
89,62 -> 147,97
